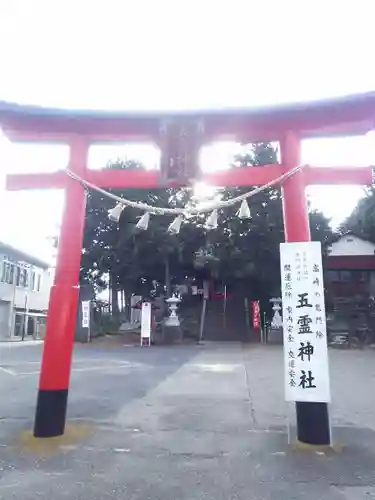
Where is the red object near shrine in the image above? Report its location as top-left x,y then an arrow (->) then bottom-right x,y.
2,91 -> 375,444
252,301 -> 261,330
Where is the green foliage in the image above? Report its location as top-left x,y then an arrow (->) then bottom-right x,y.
81,144 -> 334,307
341,187 -> 375,241
193,143 -> 334,298
80,159 -> 205,301
95,313 -> 122,336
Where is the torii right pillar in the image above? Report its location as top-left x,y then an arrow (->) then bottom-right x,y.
281,131 -> 331,446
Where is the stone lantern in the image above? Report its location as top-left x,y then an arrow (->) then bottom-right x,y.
268,297 -> 283,343
165,294 -> 181,327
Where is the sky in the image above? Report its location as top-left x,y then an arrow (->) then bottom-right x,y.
0,0 -> 374,263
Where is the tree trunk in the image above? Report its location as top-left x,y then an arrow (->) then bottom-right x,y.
110,271 -> 119,316
121,289 -> 125,312
123,286 -> 131,322
165,256 -> 171,297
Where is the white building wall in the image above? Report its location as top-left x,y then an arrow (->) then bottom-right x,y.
0,270 -> 53,311
328,235 -> 375,257
14,269 -> 53,310
0,251 -> 53,312
0,302 -> 10,340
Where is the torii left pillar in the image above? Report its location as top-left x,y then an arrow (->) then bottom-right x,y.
34,138 -> 88,438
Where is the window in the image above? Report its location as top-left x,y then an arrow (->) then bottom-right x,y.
327,270 -> 340,282
9,264 -> 14,284
0,260 -> 38,288
31,271 -> 36,291
327,270 -> 359,283
0,260 -> 15,284
355,271 -> 369,283
1,262 -> 5,282
340,271 -> 351,282
16,265 -> 21,286
37,274 -> 42,292
20,268 -> 29,288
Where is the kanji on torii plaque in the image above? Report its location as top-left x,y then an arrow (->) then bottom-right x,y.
1,92 -> 375,446
159,117 -> 204,182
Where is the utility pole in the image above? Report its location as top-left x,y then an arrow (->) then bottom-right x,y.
21,292 -> 28,341
8,263 -> 17,339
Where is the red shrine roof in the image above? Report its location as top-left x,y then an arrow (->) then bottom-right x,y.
0,92 -> 375,143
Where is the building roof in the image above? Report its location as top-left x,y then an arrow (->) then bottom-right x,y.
0,240 -> 50,269
334,231 -> 375,244
328,233 -> 375,258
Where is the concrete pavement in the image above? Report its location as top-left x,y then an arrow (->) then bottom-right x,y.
0,342 -> 375,499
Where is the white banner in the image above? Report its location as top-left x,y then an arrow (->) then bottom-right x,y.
141,302 -> 151,339
81,301 -> 90,328
280,242 -> 331,403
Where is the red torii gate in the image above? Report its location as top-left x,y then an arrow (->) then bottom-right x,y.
1,92 -> 375,446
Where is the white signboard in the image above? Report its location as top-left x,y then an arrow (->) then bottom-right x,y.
141,302 -> 151,345
81,301 -> 90,328
280,242 -> 331,403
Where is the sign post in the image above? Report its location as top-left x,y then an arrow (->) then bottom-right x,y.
280,241 -> 331,443
81,300 -> 91,343
141,302 -> 152,346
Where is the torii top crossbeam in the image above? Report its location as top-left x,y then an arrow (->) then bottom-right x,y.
1,91 -> 374,442
1,91 -> 375,190
2,91 -> 375,141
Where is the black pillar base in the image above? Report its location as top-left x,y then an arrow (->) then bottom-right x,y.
34,389 -> 68,438
296,401 -> 330,445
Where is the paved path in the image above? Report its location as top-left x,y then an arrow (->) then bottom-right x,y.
0,342 -> 375,499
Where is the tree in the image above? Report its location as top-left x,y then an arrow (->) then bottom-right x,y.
81,160 -> 140,311
193,143 -> 334,301
341,187 -> 375,241
116,185 -> 194,296
81,159 -> 201,313
81,144 -> 334,314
